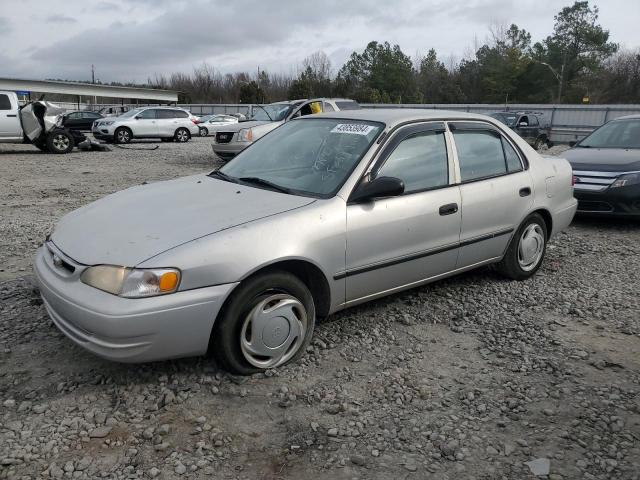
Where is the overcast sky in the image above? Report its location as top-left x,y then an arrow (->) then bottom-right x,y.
1,0 -> 638,83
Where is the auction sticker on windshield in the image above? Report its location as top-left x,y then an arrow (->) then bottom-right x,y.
331,124 -> 375,135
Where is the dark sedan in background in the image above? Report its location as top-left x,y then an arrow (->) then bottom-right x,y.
563,115 -> 640,218
61,111 -> 103,131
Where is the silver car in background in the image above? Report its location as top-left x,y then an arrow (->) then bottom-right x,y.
211,98 -> 360,160
92,106 -> 200,144
198,114 -> 239,137
35,109 -> 576,374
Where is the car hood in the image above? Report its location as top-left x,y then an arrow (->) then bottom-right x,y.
52,174 -> 315,266
563,147 -> 640,172
217,120 -> 274,132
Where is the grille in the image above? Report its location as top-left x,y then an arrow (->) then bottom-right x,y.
215,132 -> 234,144
572,170 -> 618,192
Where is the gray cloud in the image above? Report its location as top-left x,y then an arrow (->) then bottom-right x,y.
45,14 -> 78,24
93,2 -> 120,12
0,16 -> 11,34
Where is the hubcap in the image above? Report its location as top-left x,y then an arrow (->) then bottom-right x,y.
52,134 -> 69,150
118,130 -> 129,142
240,293 -> 307,369
200,128 -> 207,137
518,223 -> 545,271
177,130 -> 188,141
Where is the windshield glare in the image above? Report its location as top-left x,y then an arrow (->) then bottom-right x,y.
251,104 -> 295,122
118,109 -> 142,118
579,119 -> 640,148
219,119 -> 383,197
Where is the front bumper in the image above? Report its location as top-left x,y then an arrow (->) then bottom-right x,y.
92,124 -> 115,140
574,184 -> 640,218
211,142 -> 249,160
33,244 -> 237,363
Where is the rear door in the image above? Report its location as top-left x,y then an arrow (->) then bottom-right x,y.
133,108 -> 158,137
449,122 -> 533,267
156,109 -> 176,135
0,93 -> 21,139
345,122 -> 461,302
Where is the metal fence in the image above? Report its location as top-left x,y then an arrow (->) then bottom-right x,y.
40,101 -> 640,143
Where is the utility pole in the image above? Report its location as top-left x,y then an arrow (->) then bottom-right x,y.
537,60 -> 564,103
91,64 -> 96,109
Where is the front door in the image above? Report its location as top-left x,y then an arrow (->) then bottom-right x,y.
345,122 -> 461,303
0,93 -> 20,139
449,122 -> 533,267
133,109 -> 158,137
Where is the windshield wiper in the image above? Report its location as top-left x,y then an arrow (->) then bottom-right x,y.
238,177 -> 291,194
208,170 -> 238,183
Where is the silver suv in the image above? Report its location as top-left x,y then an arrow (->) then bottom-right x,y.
212,98 -> 360,160
92,107 -> 200,144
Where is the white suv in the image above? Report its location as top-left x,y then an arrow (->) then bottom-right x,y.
92,107 -> 200,144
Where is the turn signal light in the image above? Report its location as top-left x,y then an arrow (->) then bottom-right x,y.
159,271 -> 179,292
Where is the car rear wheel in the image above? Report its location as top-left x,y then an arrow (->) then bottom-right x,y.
211,271 -> 315,375
534,137 -> 548,150
46,130 -> 74,154
114,127 -> 132,144
175,128 -> 190,142
199,127 -> 208,137
497,213 -> 547,280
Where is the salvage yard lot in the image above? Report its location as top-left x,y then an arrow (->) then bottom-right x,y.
0,139 -> 639,479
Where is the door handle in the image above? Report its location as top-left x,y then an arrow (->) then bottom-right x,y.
519,187 -> 531,197
6,114 -> 17,117
439,203 -> 458,216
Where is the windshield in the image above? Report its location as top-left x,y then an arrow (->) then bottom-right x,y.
251,103 -> 296,122
489,112 -> 517,127
579,119 -> 640,149
218,118 -> 384,197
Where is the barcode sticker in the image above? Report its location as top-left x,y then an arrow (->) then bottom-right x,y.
330,124 -> 375,135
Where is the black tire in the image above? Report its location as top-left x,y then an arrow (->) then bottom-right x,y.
174,128 -> 191,143
210,271 -> 316,375
161,137 -> 174,143
114,127 -> 132,144
496,213 -> 548,281
199,127 -> 208,137
533,136 -> 548,150
45,130 -> 74,154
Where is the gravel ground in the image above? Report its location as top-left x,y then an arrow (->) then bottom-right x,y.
0,139 -> 639,480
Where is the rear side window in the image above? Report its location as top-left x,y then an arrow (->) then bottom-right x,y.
335,101 -> 360,110
453,131 -> 507,182
175,110 -> 189,118
377,130 -> 448,193
502,138 -> 523,172
529,116 -> 539,126
157,109 -> 176,119
0,94 -> 11,110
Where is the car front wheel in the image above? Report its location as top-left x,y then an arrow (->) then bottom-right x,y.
46,130 -> 74,154
497,213 -> 547,280
114,127 -> 132,144
211,271 -> 315,375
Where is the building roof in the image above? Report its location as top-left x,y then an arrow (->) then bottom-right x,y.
0,77 -> 177,102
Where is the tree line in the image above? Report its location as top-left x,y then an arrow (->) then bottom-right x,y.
52,1 -> 640,106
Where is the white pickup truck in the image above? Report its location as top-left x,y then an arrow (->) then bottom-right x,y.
0,90 -> 83,154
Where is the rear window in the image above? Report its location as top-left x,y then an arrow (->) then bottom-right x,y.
335,101 -> 361,111
0,94 -> 11,110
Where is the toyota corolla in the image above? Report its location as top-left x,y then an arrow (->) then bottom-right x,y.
34,110 -> 577,374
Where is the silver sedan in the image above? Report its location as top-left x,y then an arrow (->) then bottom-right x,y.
34,109 -> 577,374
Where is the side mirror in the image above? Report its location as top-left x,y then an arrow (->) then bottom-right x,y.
569,140 -> 577,147
519,122 -> 528,127
350,176 -> 405,203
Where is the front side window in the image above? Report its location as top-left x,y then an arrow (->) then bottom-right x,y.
377,130 -> 448,193
453,130 -> 508,182
0,94 -> 13,110
579,119 -> 640,149
137,109 -> 157,119
529,116 -> 539,126
219,118 -> 383,197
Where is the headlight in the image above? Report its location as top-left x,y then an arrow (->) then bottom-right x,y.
610,173 -> 640,188
80,266 -> 181,298
237,128 -> 253,142
103,121 -> 115,126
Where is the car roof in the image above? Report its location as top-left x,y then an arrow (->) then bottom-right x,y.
302,108 -> 503,128
615,114 -> 640,120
